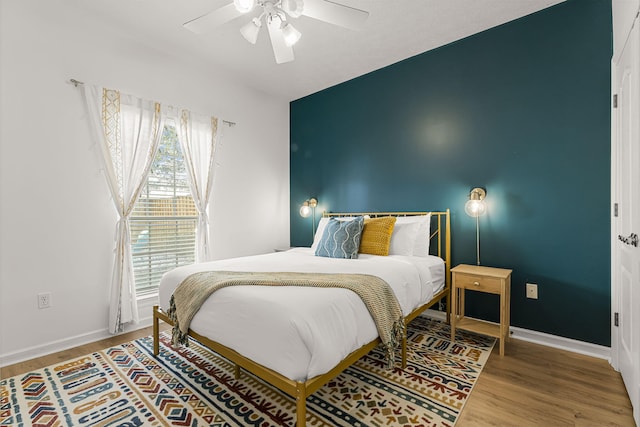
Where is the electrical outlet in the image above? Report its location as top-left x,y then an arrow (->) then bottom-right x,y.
38,292 -> 52,309
526,283 -> 538,299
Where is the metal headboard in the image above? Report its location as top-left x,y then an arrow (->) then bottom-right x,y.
322,210 -> 451,288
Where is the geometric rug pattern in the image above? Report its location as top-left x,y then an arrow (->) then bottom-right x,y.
0,317 -> 494,426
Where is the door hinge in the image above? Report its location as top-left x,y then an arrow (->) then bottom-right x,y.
614,203 -> 619,217
613,94 -> 618,108
615,312 -> 619,327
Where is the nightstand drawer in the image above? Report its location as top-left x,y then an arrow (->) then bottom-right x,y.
455,273 -> 502,294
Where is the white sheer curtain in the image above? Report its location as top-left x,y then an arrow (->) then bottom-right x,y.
83,86 -> 164,333
177,109 -> 221,262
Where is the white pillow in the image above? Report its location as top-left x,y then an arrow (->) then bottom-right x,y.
311,217 -> 331,251
388,221 -> 421,256
394,214 -> 431,257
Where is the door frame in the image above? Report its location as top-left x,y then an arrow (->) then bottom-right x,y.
611,11 -> 640,426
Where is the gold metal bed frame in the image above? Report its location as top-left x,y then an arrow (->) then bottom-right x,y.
153,210 -> 451,426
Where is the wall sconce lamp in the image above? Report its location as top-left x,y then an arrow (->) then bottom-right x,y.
300,197 -> 318,238
465,187 -> 487,265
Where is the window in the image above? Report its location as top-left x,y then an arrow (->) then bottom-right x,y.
130,124 -> 197,296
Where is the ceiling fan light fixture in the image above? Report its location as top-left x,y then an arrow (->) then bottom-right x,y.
234,0 -> 256,13
281,0 -> 304,18
183,0 -> 369,64
240,17 -> 262,44
281,22 -> 301,46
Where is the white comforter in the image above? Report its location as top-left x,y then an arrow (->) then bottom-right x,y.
159,248 -> 444,381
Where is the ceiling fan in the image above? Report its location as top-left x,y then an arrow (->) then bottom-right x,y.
183,0 -> 369,64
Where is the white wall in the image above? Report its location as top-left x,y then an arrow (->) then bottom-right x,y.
612,0 -> 640,61
0,0 -> 290,366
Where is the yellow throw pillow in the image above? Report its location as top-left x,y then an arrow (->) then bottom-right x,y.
359,216 -> 396,256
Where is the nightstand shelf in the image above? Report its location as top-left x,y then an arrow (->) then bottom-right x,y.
455,317 -> 502,338
451,264 -> 512,356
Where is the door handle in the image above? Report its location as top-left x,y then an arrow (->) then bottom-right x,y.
618,233 -> 639,247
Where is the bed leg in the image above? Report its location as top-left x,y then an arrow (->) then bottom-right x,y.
234,364 -> 241,379
153,305 -> 160,356
296,382 -> 307,426
401,331 -> 407,369
445,292 -> 451,324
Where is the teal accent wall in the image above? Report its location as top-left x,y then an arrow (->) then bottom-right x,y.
290,0 -> 612,346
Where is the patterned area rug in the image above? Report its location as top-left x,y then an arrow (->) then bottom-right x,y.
1,317 -> 494,426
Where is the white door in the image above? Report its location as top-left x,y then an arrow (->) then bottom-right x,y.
612,16 -> 640,426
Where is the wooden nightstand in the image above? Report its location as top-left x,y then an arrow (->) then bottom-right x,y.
451,264 -> 512,356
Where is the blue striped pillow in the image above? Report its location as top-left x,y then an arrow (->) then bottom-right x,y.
314,216 -> 364,259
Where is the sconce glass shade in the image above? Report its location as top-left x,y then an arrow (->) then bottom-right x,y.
465,199 -> 486,217
300,203 -> 311,218
464,188 -> 487,217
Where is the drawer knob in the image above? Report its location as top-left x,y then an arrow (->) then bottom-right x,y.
473,281 -> 480,286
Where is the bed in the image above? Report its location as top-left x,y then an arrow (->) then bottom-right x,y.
153,210 -> 451,425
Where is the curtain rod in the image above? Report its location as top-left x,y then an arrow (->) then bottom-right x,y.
69,78 -> 236,127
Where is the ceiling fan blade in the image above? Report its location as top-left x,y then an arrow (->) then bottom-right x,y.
183,3 -> 243,34
267,19 -> 295,64
302,0 -> 369,30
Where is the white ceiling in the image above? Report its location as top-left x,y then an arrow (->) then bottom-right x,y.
71,0 -> 565,101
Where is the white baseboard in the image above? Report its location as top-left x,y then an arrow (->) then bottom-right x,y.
509,325 -> 610,361
421,309 -> 611,361
0,300 -> 156,368
1,306 -> 612,369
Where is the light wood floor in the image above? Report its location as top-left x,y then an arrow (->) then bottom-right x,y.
460,340 -> 635,426
1,327 -> 635,426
